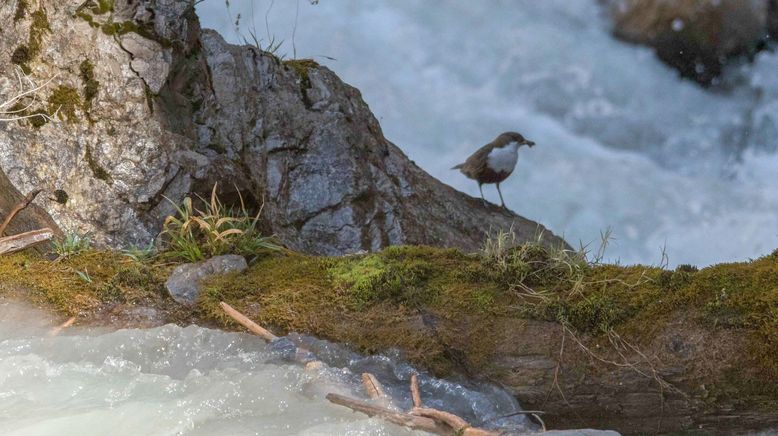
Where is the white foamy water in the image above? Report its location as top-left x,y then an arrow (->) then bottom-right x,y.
196,0 -> 778,266
0,302 -> 533,435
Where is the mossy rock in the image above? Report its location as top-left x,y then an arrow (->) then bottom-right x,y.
14,0 -> 29,22
8,5 -> 49,73
84,145 -> 112,182
0,251 -> 168,316
48,85 -> 82,123
79,59 -> 99,112
1,243 -> 776,431
283,59 -> 319,92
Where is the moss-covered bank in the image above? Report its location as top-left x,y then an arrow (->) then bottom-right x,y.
0,245 -> 776,433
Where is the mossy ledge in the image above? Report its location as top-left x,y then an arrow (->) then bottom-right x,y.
1,245 -> 777,433
283,59 -> 319,106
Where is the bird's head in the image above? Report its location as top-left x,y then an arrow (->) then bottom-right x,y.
498,131 -> 535,148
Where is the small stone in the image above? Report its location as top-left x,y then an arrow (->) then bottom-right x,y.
165,254 -> 247,305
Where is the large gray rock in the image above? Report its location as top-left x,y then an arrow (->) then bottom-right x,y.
605,0 -> 769,85
0,0 -> 568,254
165,254 -> 247,305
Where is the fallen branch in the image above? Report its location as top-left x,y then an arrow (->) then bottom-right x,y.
219,301 -> 277,341
218,301 -> 323,368
0,228 -> 54,255
413,407 -> 499,436
0,189 -> 43,236
362,372 -> 388,400
331,369 -> 502,435
410,374 -> 422,408
325,393 -> 447,434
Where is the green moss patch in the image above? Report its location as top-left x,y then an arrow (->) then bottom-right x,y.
0,251 -> 169,316
48,85 -> 82,123
283,59 -> 319,96
84,145 -> 112,183
9,5 -> 49,73
14,0 -> 28,22
10,45 -> 32,69
79,59 -> 99,112
92,0 -> 114,15
76,10 -> 99,28
328,246 -> 456,308
28,6 -> 50,49
101,20 -> 172,48
53,189 -> 69,204
74,2 -> 172,48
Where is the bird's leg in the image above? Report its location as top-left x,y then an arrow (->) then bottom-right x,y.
479,184 -> 487,206
496,183 -> 506,209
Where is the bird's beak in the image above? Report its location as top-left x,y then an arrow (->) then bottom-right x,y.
525,140 -> 535,147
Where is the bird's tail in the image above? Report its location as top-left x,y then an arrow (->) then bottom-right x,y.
451,163 -> 463,170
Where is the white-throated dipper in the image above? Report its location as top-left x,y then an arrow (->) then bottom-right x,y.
452,131 -> 535,208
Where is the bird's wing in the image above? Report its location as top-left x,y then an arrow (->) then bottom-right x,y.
462,143 -> 494,176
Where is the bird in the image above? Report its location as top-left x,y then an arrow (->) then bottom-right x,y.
451,131 -> 535,209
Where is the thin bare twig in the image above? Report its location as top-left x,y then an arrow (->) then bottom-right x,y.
1,68 -> 60,124
544,325 -> 571,411
564,324 -> 684,399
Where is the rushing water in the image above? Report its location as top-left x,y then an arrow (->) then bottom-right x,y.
196,0 -> 778,266
0,302 -> 536,435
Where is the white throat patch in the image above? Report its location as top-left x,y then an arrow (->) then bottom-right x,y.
486,141 -> 519,173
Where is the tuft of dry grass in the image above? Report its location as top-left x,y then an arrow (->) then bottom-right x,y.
160,184 -> 281,262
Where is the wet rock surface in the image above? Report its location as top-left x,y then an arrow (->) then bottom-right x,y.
0,0 -> 567,254
605,0 -> 770,84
